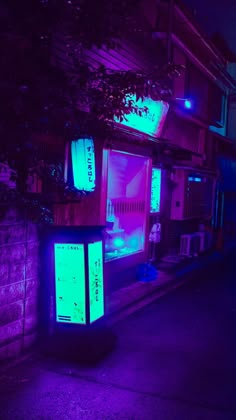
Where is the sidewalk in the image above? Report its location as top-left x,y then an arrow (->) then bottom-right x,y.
1,252 -> 236,419
0,241 -> 235,374
107,241 -> 236,324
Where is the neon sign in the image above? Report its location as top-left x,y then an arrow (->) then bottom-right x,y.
114,95 -> 169,137
88,241 -> 104,323
150,168 -> 161,213
71,138 -> 96,192
188,176 -> 202,182
54,243 -> 86,324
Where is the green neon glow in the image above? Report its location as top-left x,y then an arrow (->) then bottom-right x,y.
54,243 -> 86,324
88,241 -> 104,323
114,95 -> 169,137
71,138 -> 96,192
150,168 -> 161,213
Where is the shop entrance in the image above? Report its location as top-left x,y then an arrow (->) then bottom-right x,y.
104,150 -> 150,261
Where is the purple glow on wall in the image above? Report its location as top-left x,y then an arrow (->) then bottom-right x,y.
114,95 -> 169,137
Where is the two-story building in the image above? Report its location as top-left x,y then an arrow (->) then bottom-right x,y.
1,0 -> 236,363
51,0 -> 236,291
152,0 -> 236,256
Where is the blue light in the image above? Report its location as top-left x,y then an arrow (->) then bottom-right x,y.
188,176 -> 202,182
113,237 -> 125,249
184,99 -> 192,109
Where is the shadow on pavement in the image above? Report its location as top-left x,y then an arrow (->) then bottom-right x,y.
39,325 -> 118,365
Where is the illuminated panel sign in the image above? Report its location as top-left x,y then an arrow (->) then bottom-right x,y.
88,241 -> 104,323
71,138 -> 96,192
188,176 -> 202,182
54,243 -> 86,324
114,95 -> 169,137
150,168 -> 161,213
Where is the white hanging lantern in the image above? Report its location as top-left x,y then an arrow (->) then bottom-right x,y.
68,138 -> 96,192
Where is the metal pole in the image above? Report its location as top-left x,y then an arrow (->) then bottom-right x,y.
167,0 -> 174,64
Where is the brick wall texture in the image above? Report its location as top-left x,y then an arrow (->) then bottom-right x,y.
0,208 -> 39,363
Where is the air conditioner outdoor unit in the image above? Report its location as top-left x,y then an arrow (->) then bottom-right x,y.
180,233 -> 200,257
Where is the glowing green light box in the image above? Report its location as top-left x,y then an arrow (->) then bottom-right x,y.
88,241 -> 104,323
53,238 -> 104,326
54,243 -> 86,324
114,95 -> 169,137
71,138 -> 96,192
150,168 -> 161,213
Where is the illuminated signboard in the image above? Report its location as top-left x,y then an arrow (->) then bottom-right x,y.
88,241 -> 104,323
150,168 -> 161,213
114,95 -> 169,137
71,138 -> 96,192
188,176 -> 202,182
54,243 -> 86,324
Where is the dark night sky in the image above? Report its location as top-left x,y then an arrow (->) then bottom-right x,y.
183,0 -> 236,54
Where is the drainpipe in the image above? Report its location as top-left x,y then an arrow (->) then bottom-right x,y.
167,0 -> 174,64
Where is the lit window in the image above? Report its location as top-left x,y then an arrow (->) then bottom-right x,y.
105,150 -> 150,261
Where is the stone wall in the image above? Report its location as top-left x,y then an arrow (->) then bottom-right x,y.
0,207 -> 39,363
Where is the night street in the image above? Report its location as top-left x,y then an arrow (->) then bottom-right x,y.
0,254 -> 236,420
1,1 -> 236,418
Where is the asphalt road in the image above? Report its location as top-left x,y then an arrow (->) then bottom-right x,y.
1,254 -> 236,419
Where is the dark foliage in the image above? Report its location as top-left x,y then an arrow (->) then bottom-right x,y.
0,0 -> 182,220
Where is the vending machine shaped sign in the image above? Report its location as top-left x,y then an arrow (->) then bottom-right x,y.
54,243 -> 86,324
46,226 -> 105,330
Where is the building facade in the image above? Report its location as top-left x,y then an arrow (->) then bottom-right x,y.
1,0 -> 236,362
153,0 -> 236,255
36,0 -> 236,298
